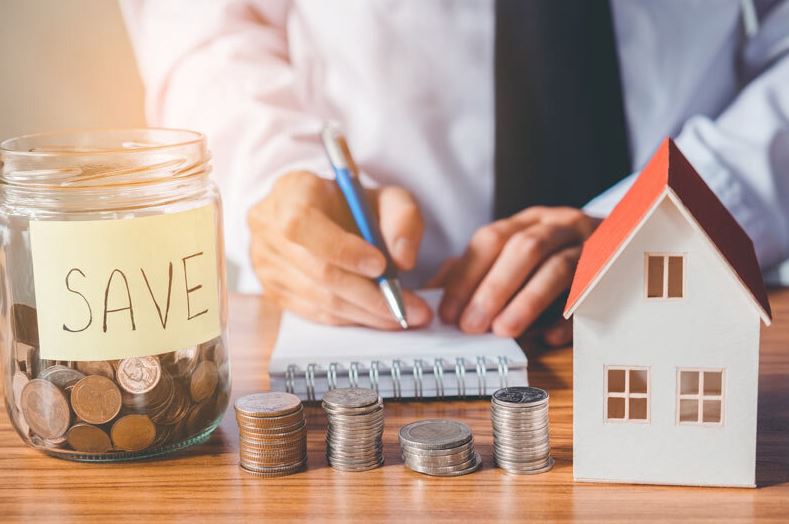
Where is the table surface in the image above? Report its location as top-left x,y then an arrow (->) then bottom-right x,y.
1,290 -> 788,522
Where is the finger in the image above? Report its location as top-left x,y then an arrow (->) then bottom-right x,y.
278,205 -> 386,277
255,237 -> 432,329
542,318 -> 573,347
438,219 -> 526,324
376,186 -> 424,270
401,290 -> 434,328
257,252 -> 416,330
265,286 -> 351,327
458,223 -> 581,334
425,257 -> 460,289
491,246 -> 580,337
271,236 -> 430,326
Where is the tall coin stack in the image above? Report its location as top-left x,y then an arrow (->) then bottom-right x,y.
235,392 -> 307,477
491,386 -> 554,474
399,420 -> 481,477
322,388 -> 384,471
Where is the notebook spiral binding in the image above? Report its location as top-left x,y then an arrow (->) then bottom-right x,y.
284,356 -> 511,402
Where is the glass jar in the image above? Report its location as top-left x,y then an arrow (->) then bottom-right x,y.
0,129 -> 230,461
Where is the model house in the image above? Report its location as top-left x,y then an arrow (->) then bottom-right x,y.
564,138 -> 771,487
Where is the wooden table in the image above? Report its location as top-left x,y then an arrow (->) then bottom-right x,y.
2,290 -> 789,522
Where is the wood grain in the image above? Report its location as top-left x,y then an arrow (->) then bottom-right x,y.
1,290 -> 788,522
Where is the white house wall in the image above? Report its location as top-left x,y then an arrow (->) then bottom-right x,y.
573,197 -> 760,487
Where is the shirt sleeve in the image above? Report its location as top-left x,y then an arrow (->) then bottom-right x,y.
585,2 -> 789,275
120,0 -> 330,292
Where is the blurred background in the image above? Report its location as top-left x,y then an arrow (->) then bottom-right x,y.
0,0 -> 145,139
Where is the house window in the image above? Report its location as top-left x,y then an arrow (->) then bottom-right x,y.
677,369 -> 724,424
605,366 -> 649,422
646,254 -> 684,298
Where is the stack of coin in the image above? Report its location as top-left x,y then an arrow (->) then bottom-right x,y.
399,419 -> 481,476
235,392 -> 307,477
322,388 -> 384,471
491,386 -> 554,474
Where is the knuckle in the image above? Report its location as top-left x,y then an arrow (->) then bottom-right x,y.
279,204 -> 308,241
323,292 -> 344,311
509,231 -> 544,257
472,224 -> 507,252
313,261 -> 335,283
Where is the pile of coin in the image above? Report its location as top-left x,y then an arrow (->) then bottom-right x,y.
399,419 -> 481,476
322,387 -> 384,471
8,304 -> 230,457
491,386 -> 553,474
235,392 -> 307,477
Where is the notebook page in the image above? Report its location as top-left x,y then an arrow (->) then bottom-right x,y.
270,289 -> 526,374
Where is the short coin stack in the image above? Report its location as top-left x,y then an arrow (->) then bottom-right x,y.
322,388 -> 384,471
399,419 -> 481,476
491,386 -> 553,474
235,392 -> 307,477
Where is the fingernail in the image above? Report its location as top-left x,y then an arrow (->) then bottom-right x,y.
359,257 -> 383,276
461,304 -> 488,332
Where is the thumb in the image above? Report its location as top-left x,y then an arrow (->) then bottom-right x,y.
376,185 -> 423,270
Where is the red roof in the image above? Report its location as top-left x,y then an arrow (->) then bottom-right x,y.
564,138 -> 771,323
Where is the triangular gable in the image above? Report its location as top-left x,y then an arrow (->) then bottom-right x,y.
564,138 -> 771,324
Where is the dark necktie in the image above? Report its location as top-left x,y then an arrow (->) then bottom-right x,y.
494,0 -> 632,219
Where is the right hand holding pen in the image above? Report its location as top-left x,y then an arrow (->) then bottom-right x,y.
248,171 -> 432,329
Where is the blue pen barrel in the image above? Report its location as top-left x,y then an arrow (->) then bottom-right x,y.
333,167 -> 396,280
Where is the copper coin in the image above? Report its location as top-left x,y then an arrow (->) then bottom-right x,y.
186,399 -> 218,437
111,414 -> 156,451
116,356 -> 161,394
71,375 -> 122,425
20,379 -> 70,439
75,360 -> 115,380
190,360 -> 219,402
67,423 -> 113,453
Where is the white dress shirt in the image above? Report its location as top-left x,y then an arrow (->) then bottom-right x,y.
121,0 -> 789,292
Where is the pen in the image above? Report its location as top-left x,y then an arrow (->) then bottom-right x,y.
320,123 -> 409,330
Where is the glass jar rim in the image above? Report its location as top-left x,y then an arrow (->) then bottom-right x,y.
0,128 -> 210,193
0,127 -> 204,157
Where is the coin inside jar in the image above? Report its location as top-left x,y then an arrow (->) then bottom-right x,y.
67,423 -> 113,453
70,375 -> 122,425
116,356 -> 161,394
75,360 -> 115,380
190,360 -> 219,402
111,414 -> 156,451
20,379 -> 71,440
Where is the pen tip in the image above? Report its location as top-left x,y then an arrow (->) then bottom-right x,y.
399,319 -> 409,330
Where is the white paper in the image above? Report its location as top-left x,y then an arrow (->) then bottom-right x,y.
270,289 -> 527,373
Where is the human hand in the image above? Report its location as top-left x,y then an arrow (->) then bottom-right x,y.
248,171 -> 432,329
436,207 -> 600,345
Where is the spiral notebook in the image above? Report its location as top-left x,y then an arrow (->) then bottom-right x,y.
269,289 -> 528,401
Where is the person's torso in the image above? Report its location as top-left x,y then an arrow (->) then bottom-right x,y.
284,0 -> 744,285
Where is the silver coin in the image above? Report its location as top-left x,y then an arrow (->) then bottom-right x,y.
492,387 -> 549,407
322,387 -> 380,409
496,456 -> 554,474
406,451 -> 482,477
399,440 -> 476,457
403,449 -> 475,467
40,366 -> 86,389
399,420 -> 472,450
493,446 -> 551,460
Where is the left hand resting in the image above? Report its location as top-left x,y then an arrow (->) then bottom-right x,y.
432,207 -> 600,346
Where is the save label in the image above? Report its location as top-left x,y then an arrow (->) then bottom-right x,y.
30,205 -> 221,360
